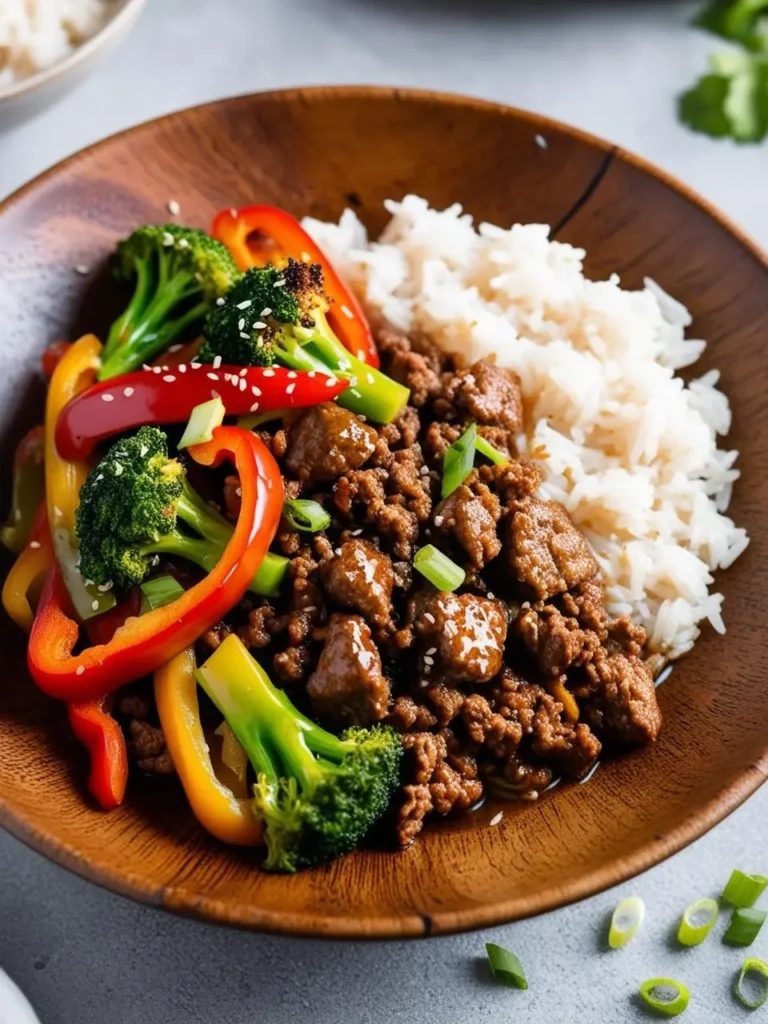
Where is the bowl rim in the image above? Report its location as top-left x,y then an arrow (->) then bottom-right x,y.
0,84 -> 767,938
0,0 -> 148,104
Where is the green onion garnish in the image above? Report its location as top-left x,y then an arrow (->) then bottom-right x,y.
178,396 -> 226,449
724,908 -> 767,947
282,499 -> 331,533
441,423 -> 477,498
140,574 -> 185,614
413,544 -> 465,592
608,896 -> 645,949
485,943 -> 528,990
677,897 -> 719,946
734,958 -> 768,1010
475,434 -> 508,466
639,978 -> 690,1017
722,869 -> 768,908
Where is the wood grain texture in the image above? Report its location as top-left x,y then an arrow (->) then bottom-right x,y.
0,87 -> 766,938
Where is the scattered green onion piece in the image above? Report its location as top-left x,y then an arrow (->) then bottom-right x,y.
608,896 -> 645,949
639,978 -> 690,1017
677,897 -> 719,947
139,574 -> 185,614
722,870 -> 768,908
724,908 -> 767,947
485,943 -> 528,990
413,544 -> 465,592
282,499 -> 331,533
475,434 -> 508,466
734,958 -> 768,1010
441,422 -> 477,498
178,397 -> 226,449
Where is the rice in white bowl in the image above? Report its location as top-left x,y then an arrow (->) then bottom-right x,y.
303,195 -> 749,660
0,0 -> 113,86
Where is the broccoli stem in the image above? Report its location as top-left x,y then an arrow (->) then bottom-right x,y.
196,633 -> 345,788
274,320 -> 409,424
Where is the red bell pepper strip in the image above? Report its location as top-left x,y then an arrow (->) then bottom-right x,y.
212,204 -> 379,369
28,426 -> 284,701
55,364 -> 348,461
41,341 -> 71,378
68,697 -> 128,809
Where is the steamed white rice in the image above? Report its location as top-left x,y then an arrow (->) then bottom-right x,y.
0,0 -> 112,86
303,196 -> 749,659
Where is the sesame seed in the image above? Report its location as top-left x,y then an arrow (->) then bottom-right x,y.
423,656 -> 434,666
190,362 -> 202,369
178,364 -> 187,374
350,389 -> 362,399
74,264 -> 90,275
140,445 -> 149,457
95,475 -> 103,482
424,612 -> 435,624
349,376 -> 358,387
340,304 -> 354,319
335,548 -> 342,557
240,332 -> 250,340
211,389 -> 220,399
490,812 -> 504,826
236,300 -> 253,310
239,378 -> 247,392
236,487 -> 242,497
434,515 -> 444,527
260,307 -> 272,317
419,674 -> 430,684
238,318 -> 245,331
351,528 -> 363,536
487,591 -> 495,600
163,374 -> 176,383
249,401 -> 260,413
212,355 -> 222,369
178,238 -> 189,249
308,371 -> 316,378
114,464 -> 123,476
253,321 -> 267,329
168,199 -> 180,215
162,232 -> 174,247
142,364 -> 152,371
98,581 -> 113,592
167,344 -> 182,354
251,385 -> 262,397
263,369 -> 275,377
91,600 -> 99,611
101,393 -> 114,402
84,579 -> 94,587
216,297 -> 225,306
29,540 -> 41,549
152,366 -> 162,374
207,372 -> 219,381
535,134 -> 548,149
366,373 -> 375,384
76,666 -> 85,676
358,415 -> 367,421
325,377 -> 338,387
274,278 -> 286,288
425,647 -> 437,656
123,386 -> 134,397
420,465 -> 429,476
286,383 -> 296,395
239,367 -> 248,376
287,371 -> 297,379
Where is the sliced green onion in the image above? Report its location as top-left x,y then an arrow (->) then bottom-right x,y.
413,544 -> 465,592
475,434 -> 508,466
608,896 -> 645,949
282,498 -> 331,533
441,422 -> 476,498
140,574 -> 185,614
734,958 -> 768,1010
724,908 -> 767,947
178,397 -> 226,449
722,869 -> 768,908
639,978 -> 690,1017
485,943 -> 528,990
677,897 -> 719,946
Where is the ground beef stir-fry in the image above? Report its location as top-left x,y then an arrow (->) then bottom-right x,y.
189,329 -> 662,847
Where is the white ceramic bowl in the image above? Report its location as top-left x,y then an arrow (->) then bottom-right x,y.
0,0 -> 148,131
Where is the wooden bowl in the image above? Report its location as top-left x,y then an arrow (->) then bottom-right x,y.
0,87 -> 766,939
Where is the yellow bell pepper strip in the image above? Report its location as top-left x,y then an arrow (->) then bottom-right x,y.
155,648 -> 263,846
1,505 -> 52,633
45,334 -> 116,620
1,426 -> 46,554
28,425 -> 284,701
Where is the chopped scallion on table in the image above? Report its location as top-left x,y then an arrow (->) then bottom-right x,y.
139,574 -> 185,614
413,544 -> 465,591
639,978 -> 690,1017
734,957 -> 768,1010
608,896 -> 645,949
178,396 -> 226,449
282,498 -> 331,532
724,907 -> 767,947
677,897 -> 719,946
441,423 -> 477,498
722,869 -> 768,908
485,943 -> 528,990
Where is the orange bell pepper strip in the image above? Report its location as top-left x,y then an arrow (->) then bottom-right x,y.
155,648 -> 263,846
212,204 -> 379,368
27,425 -> 284,701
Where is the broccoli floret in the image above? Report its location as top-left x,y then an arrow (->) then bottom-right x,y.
200,260 -> 409,424
98,225 -> 240,380
197,634 -> 403,872
75,426 -> 287,596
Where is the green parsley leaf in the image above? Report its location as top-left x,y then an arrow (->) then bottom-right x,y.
695,0 -> 768,52
680,51 -> 768,141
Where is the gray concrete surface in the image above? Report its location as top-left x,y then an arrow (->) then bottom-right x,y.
1,1 -> 766,1021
